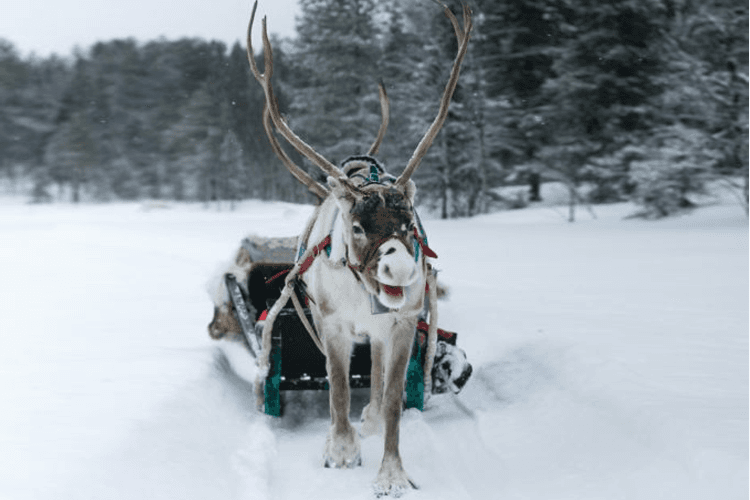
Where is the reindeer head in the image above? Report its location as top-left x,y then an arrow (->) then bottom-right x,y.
246,1 -> 471,309
326,161 -> 420,309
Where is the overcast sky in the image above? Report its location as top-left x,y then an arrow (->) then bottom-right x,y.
0,0 -> 300,58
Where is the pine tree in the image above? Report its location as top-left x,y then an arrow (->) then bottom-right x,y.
0,39 -> 31,180
163,82 -> 225,201
534,0 -> 669,218
44,109 -> 98,202
657,0 -> 748,209
375,1 -> 426,167
627,124 -> 718,217
472,0 -> 561,202
231,40 -> 310,202
402,0 -> 499,218
0,40 -> 68,195
43,55 -> 103,202
219,129 -> 245,209
450,1 -> 507,216
291,0 -> 384,163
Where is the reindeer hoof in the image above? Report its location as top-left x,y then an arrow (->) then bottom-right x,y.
373,459 -> 417,497
324,455 -> 362,468
323,426 -> 361,469
373,478 -> 418,498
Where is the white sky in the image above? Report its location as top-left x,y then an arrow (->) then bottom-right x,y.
0,0 -> 300,58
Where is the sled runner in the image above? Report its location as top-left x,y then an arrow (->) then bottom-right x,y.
212,235 -> 472,417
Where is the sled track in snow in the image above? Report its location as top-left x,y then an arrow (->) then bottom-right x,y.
211,343 -> 560,499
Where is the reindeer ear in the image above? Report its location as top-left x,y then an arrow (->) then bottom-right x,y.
403,179 -> 417,205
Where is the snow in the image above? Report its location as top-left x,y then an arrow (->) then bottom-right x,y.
0,196 -> 746,499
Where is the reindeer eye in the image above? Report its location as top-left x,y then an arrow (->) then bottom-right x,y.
352,224 -> 365,235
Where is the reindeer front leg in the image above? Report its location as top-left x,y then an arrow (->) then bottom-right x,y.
361,339 -> 384,437
374,326 -> 417,496
323,328 -> 361,468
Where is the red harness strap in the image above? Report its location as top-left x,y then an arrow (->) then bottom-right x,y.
416,320 -> 454,346
265,268 -> 291,285
297,235 -> 332,276
414,227 -> 438,259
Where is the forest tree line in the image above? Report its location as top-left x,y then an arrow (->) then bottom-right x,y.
0,0 -> 746,218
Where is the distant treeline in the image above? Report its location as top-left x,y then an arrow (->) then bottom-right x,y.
0,0 -> 746,218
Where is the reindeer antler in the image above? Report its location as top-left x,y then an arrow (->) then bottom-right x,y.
396,2 -> 473,187
247,1 -> 343,181
261,102 -> 329,199
368,81 -> 390,156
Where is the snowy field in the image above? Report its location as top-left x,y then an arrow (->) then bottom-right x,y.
0,189 -> 747,500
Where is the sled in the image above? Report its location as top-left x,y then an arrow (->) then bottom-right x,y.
218,235 -> 471,417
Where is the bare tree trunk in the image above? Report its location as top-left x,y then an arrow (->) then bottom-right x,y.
72,165 -> 81,203
568,182 -> 576,223
475,121 -> 488,216
529,172 -> 542,201
468,45 -> 488,216
440,178 -> 448,220
440,132 -> 449,219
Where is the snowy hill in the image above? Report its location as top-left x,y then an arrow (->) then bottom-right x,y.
0,197 -> 747,499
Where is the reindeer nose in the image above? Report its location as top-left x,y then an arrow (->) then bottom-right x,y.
377,240 -> 418,286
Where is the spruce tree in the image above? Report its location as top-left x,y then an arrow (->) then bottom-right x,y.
409,0 -> 496,218
535,0 -> 669,215
163,82 -> 224,201
376,0 -> 428,168
658,0 -> 748,209
0,40 -> 68,195
476,0 -> 564,203
291,0 -> 384,164
219,129 -> 245,208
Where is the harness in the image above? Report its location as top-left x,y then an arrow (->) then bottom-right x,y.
342,155 -> 395,186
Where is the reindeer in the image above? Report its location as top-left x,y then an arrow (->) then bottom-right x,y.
245,1 -> 472,495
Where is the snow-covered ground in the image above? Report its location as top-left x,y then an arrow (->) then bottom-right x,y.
0,191 -> 747,499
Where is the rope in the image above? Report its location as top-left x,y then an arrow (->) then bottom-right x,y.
423,267 -> 439,401
290,287 -> 325,354
254,210 -> 328,409
255,278 -> 293,410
